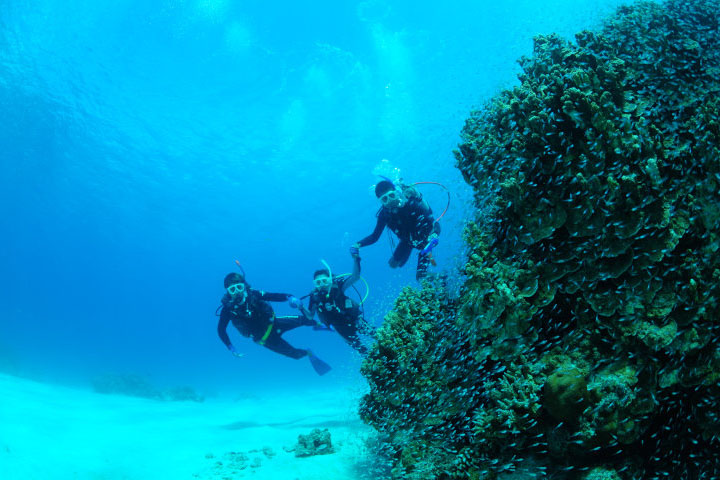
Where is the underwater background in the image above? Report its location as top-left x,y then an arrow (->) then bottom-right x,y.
0,0 -> 627,393
7,1 -> 720,479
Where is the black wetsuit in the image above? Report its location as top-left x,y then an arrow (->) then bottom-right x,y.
357,190 -> 441,280
307,265 -> 373,354
217,289 -> 315,359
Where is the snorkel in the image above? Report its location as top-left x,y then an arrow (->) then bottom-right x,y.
231,260 -> 249,303
234,260 -> 246,278
318,259 -> 371,303
378,174 -> 395,185
316,259 -> 334,296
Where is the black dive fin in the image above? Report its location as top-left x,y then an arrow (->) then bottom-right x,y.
308,353 -> 332,376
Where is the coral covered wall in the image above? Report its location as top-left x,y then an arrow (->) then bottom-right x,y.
360,1 -> 720,479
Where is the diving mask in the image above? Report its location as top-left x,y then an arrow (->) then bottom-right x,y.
379,189 -> 404,207
227,282 -> 246,295
314,276 -> 332,289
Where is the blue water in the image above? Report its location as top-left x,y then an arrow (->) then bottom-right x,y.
0,0 -> 630,395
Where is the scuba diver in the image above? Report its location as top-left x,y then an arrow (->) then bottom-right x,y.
216,272 -> 332,375
299,248 -> 375,354
354,179 -> 441,280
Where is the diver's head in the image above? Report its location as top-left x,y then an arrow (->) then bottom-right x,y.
313,269 -> 332,292
375,180 -> 404,209
224,272 -> 248,302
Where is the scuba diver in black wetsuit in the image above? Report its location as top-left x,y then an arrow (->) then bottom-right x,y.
354,180 -> 441,280
216,272 -> 331,375
300,249 -> 375,355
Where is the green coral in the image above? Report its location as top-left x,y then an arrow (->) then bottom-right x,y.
472,359 -> 544,443
544,366 -> 588,423
583,468 -> 621,480
583,365 -> 653,444
360,1 -> 720,478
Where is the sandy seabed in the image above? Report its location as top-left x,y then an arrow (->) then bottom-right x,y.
0,372 -> 375,480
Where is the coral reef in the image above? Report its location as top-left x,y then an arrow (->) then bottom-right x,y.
92,374 -> 164,400
166,385 -> 205,403
294,428 -> 335,457
360,1 -> 720,478
544,366 -> 588,423
91,374 -> 204,402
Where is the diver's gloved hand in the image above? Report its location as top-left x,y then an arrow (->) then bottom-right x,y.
421,234 -> 440,255
349,244 -> 360,258
288,296 -> 302,309
228,345 -> 244,358
313,322 -> 333,331
388,256 -> 400,268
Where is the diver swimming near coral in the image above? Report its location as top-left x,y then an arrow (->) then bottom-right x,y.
297,248 -> 375,354
216,271 -> 331,375
354,179 -> 443,280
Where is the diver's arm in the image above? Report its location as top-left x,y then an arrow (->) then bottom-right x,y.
305,298 -> 331,328
299,305 -> 313,320
217,311 -> 234,350
257,291 -> 292,302
357,215 -> 387,247
433,221 -> 441,236
341,255 -> 361,293
414,199 -> 439,239
299,298 -> 316,320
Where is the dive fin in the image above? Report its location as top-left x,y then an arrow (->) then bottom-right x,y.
308,352 -> 332,376
313,324 -> 333,332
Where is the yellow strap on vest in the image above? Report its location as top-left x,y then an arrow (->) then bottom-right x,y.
258,324 -> 273,345
258,315 -> 274,346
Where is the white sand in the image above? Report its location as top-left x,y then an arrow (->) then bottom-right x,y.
0,373 -> 376,480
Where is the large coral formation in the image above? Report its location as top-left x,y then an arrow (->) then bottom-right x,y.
544,366 -> 588,423
294,428 -> 335,457
360,1 -> 720,478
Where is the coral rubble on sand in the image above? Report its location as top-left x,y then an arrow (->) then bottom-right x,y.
360,1 -> 720,478
196,448 -> 274,478
295,428 -> 336,457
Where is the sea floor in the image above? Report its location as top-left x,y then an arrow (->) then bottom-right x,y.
0,372 -> 375,480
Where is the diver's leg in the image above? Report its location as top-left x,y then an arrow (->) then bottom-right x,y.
416,251 -> 432,280
263,328 -> 331,374
273,315 -> 315,335
262,335 -> 309,359
391,241 -> 413,268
